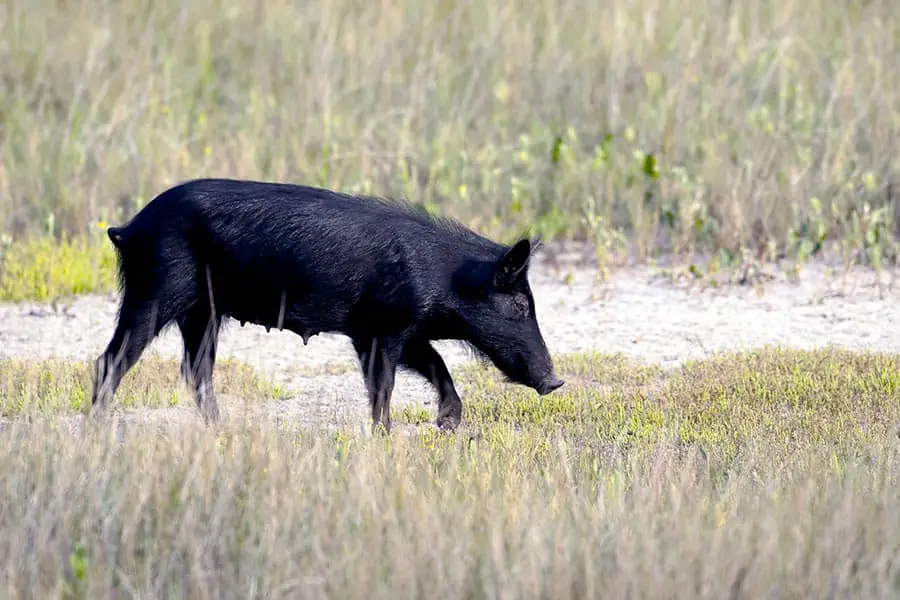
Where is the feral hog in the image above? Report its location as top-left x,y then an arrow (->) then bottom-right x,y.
91,178 -> 564,432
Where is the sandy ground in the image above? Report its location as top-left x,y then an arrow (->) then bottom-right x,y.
1,247 -> 899,432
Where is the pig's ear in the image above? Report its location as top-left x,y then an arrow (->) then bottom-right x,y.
494,238 -> 532,289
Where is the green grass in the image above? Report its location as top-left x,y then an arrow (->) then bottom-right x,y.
460,348 -> 900,463
0,346 -> 898,597
0,355 -> 285,417
0,231 -> 118,302
2,0 -> 900,301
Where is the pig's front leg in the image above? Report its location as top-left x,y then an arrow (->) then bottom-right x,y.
400,339 -> 463,431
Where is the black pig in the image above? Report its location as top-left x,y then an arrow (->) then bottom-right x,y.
91,178 -> 564,431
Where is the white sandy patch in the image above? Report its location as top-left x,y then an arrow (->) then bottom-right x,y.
1,248 -> 897,431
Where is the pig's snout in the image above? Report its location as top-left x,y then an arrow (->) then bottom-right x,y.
536,376 -> 565,396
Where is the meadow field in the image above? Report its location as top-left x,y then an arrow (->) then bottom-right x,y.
2,0 -> 899,300
1,348 -> 900,598
1,0 -> 900,597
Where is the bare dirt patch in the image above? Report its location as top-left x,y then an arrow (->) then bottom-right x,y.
1,249 -> 898,430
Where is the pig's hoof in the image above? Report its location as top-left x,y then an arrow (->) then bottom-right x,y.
435,414 -> 461,432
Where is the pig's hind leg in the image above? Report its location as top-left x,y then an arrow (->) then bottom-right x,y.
176,302 -> 223,424
90,238 -> 203,417
90,289 -> 188,416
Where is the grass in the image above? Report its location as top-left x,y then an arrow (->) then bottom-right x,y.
0,231 -> 118,302
2,0 -> 900,301
0,354 -> 285,417
0,346 -> 898,597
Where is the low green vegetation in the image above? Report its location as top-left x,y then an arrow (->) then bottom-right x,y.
459,347 -> 900,464
0,355 -> 284,417
0,347 -> 897,597
2,0 -> 900,302
0,232 -> 118,302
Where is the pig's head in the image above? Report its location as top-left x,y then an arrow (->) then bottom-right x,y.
456,238 -> 565,396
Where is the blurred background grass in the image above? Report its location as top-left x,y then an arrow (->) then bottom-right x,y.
1,0 -> 899,300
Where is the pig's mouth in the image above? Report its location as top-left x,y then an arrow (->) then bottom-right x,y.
535,376 -> 565,396
495,367 -> 565,396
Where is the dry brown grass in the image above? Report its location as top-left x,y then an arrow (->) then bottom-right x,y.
0,347 -> 897,598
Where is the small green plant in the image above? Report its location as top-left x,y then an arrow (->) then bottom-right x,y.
63,542 -> 89,599
397,404 -> 433,425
